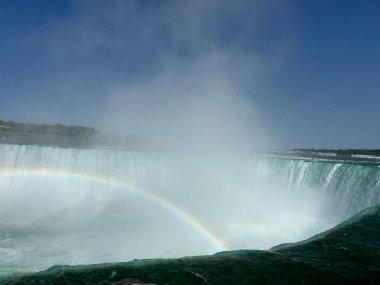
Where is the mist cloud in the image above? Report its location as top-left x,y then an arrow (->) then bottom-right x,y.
42,0 -> 292,151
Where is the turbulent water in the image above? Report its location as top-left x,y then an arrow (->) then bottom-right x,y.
0,144 -> 379,276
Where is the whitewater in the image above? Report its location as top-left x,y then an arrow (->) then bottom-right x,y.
0,144 -> 379,276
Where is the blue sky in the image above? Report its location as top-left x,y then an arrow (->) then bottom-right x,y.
0,0 -> 379,149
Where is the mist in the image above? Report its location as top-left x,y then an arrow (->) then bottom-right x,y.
0,145 -> 340,275
40,0 -> 291,152
100,54 -> 277,153
0,0 -> 343,276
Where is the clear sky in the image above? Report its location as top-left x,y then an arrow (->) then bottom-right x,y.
0,0 -> 379,149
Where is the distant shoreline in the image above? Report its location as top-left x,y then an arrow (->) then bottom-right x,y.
289,148 -> 380,157
0,119 -> 148,150
1,119 -> 379,154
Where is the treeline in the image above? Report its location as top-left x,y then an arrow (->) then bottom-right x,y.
0,120 -> 147,149
294,148 -> 380,157
0,120 -> 96,136
0,120 -> 96,147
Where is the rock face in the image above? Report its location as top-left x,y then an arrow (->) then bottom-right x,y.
1,205 -> 380,285
112,278 -> 156,285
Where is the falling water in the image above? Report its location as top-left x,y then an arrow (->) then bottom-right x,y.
0,144 -> 379,275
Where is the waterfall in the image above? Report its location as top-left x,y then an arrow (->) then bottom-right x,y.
0,143 -> 379,275
249,156 -> 380,217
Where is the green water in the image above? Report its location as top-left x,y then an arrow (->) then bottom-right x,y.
250,157 -> 380,217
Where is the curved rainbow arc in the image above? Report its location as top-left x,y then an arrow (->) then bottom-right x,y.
0,167 -> 229,251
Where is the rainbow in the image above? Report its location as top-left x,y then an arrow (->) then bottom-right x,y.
0,167 -> 229,251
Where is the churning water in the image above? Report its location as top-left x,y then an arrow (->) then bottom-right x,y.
0,144 -> 379,275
